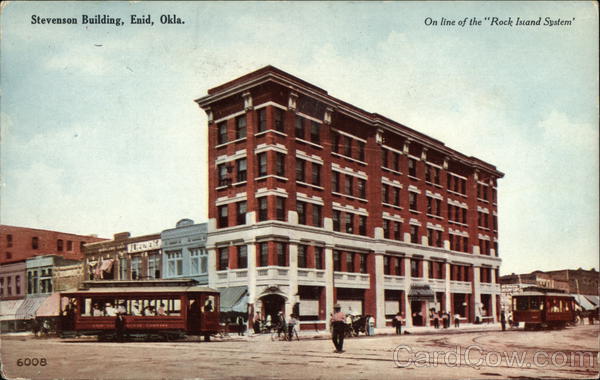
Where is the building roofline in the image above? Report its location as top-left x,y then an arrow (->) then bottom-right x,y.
0,224 -> 108,240
195,65 -> 504,178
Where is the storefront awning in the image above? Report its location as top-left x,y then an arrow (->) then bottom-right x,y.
0,299 -> 24,321
15,296 -> 48,320
36,293 -> 62,317
219,286 -> 248,312
572,294 -> 595,311
408,284 -> 435,301
584,295 -> 599,308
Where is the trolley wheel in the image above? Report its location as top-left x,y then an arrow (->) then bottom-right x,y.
203,333 -> 211,342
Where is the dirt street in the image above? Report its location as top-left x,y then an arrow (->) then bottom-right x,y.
1,325 -> 598,379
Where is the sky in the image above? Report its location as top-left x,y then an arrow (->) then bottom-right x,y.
1,1 -> 598,275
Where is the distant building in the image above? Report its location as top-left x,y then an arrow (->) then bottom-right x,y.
160,219 -> 208,284
83,232 -> 162,281
0,225 -> 107,264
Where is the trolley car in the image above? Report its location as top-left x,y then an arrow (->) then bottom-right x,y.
59,279 -> 220,341
511,287 -> 576,330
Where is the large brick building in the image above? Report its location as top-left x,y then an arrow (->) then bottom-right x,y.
195,66 -> 503,329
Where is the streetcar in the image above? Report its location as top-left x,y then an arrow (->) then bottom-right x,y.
511,287 -> 576,330
59,279 -> 220,341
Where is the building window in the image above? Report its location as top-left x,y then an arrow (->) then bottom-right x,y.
258,197 -> 268,221
295,116 -> 304,139
411,259 -> 420,278
218,247 -> 229,270
5,252 -> 12,260
237,158 -> 247,182
276,153 -> 285,177
312,204 -> 322,227
394,257 -> 401,275
218,205 -> 228,228
392,221 -> 400,240
0,278 -> 3,297
67,240 -> 73,251
218,121 -> 228,145
333,210 -> 341,231
276,197 -> 286,221
409,192 -> 418,211
382,149 -> 388,168
382,185 -> 389,204
257,108 -> 267,132
408,158 -> 417,177
332,172 -> 340,192
359,215 -> 367,236
384,256 -> 391,275
332,133 -> 340,153
259,243 -> 268,267
344,136 -> 352,157
119,258 -> 128,280
333,251 -> 341,271
298,245 -> 307,268
410,225 -> 419,244
344,176 -> 353,196
427,228 -> 434,247
236,115 -> 247,139
435,230 -> 442,248
15,275 -> 21,295
358,179 -> 366,199
57,239 -> 64,251
296,158 -> 305,182
257,152 -> 267,177
237,201 -> 247,225
310,121 -> 320,144
274,108 -> 285,132
297,201 -> 306,225
6,234 -> 12,248
393,152 -> 400,172
383,220 -> 390,239
359,253 -> 366,274
345,213 -> 354,234
238,245 -> 248,269
32,236 -> 39,249
392,187 -> 400,206
131,256 -> 141,280
358,142 -> 365,161
312,163 -> 321,186
315,247 -> 323,270
346,252 -> 354,273
7,277 -> 12,295
218,163 -> 228,186
276,243 -> 287,266
166,251 -> 183,277
148,254 -> 161,278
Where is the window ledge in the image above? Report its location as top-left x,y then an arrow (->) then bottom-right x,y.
331,152 -> 367,166
216,137 -> 247,149
297,181 -> 324,190
255,129 -> 287,138
295,137 -> 323,149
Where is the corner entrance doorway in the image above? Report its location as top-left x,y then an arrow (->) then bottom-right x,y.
260,294 -> 286,324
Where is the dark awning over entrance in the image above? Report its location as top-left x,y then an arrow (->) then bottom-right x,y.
219,286 -> 248,312
408,284 -> 435,301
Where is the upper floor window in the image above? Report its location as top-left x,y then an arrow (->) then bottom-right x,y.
57,239 -> 64,251
332,172 -> 340,193
312,204 -> 322,227
218,247 -> 229,271
131,256 -> 141,280
218,121 -> 228,144
236,115 -> 247,139
382,185 -> 389,204
238,245 -> 248,269
189,248 -> 208,275
345,213 -> 354,234
344,176 -> 353,196
346,252 -> 354,272
393,152 -> 400,172
393,222 -> 402,240
6,234 -> 12,248
315,247 -> 324,270
218,164 -> 228,186
382,149 -> 388,168
359,216 -> 367,236
358,179 -> 366,199
312,163 -> 321,186
237,158 -> 247,182
257,108 -> 267,133
333,210 -> 341,231
274,108 -> 285,132
296,158 -> 306,182
276,197 -> 286,221
408,158 -> 417,177
333,250 -> 341,271
218,205 -> 228,228
237,201 -> 247,225
358,142 -> 365,162
32,236 -> 39,250
344,136 -> 352,157
148,254 -> 161,278
257,152 -> 268,177
295,116 -> 304,139
384,256 -> 391,275
360,254 -> 367,273
411,259 -> 420,277
410,225 -> 419,244
298,245 -> 308,268
297,201 -> 306,225
166,251 -> 183,277
258,242 -> 269,267
67,240 -> 73,251
275,153 -> 286,177
310,121 -> 320,144
332,133 -> 340,153
258,197 -> 268,221
276,243 -> 287,266
409,192 -> 418,211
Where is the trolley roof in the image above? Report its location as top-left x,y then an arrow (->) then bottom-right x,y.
61,279 -> 218,295
514,291 -> 573,297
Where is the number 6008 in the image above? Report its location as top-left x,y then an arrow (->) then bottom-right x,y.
17,358 -> 47,366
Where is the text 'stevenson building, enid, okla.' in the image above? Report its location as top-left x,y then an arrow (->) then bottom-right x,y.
195,66 -> 503,331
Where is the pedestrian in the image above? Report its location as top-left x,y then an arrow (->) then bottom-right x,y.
367,315 -> 375,336
41,319 -> 50,337
115,312 -> 125,342
236,314 -> 245,336
454,313 -> 460,328
500,311 -> 507,331
441,312 -> 448,329
31,317 -> 40,337
394,312 -> 403,335
433,311 -> 440,329
330,303 -> 346,353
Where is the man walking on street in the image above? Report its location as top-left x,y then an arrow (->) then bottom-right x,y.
500,311 -> 507,331
330,304 -> 346,353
